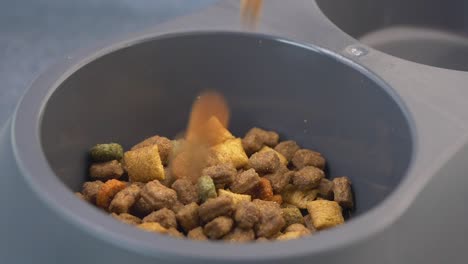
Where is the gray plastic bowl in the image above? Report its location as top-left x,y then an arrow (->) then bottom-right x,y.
317,0 -> 468,71
3,32 -> 413,263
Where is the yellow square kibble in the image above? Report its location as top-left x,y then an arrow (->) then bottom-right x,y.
124,144 -> 165,182
137,222 -> 168,234
207,138 -> 248,169
259,146 -> 288,166
276,231 -> 304,241
306,200 -> 344,230
218,189 -> 251,206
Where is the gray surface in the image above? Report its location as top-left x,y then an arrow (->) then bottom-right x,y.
0,0 -> 216,128
317,0 -> 468,71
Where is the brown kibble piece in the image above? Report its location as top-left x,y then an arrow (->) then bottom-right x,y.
198,196 -> 234,223
176,202 -> 200,232
202,163 -> 236,189
131,135 -> 173,166
274,140 -> 300,162
143,208 -> 177,229
171,201 -> 185,214
132,197 -> 153,217
140,180 -> 178,211
187,227 -> 208,240
230,169 -> 260,194
89,160 -> 124,180
258,146 -> 288,166
252,199 -> 286,238
109,184 -> 141,214
264,166 -> 292,193
203,216 -> 234,239
223,227 -> 255,242
248,151 -> 280,174
82,180 -> 104,204
292,149 -> 326,170
306,200 -> 344,230
171,179 -> 199,205
292,166 -> 324,190
332,176 -> 354,209
318,178 -> 334,199
251,178 -> 273,200
96,179 -> 127,209
242,127 -> 279,155
234,201 -> 260,229
303,214 -> 317,232
167,227 -> 184,238
111,213 -> 142,225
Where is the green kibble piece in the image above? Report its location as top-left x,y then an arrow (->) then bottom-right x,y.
282,207 -> 305,227
198,175 -> 217,203
90,143 -> 124,162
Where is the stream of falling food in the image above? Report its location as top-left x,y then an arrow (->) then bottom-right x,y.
169,91 -> 230,183
168,0 -> 263,181
240,0 -> 263,30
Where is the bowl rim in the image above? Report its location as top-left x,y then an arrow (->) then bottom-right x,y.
11,30 -> 416,262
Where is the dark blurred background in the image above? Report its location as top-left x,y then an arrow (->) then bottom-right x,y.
0,0 -> 216,127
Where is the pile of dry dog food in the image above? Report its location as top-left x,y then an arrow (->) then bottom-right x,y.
76,117 -> 354,242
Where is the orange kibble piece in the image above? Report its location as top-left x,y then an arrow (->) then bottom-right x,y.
267,194 -> 283,205
96,179 -> 127,209
252,178 -> 274,200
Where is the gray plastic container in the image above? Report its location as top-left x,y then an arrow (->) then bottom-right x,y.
2,1 -> 468,263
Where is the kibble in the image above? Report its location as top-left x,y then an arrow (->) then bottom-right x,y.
131,135 -> 173,166
332,176 -> 354,209
202,163 -> 236,189
82,180 -> 104,204
96,179 -> 127,209
140,180 -> 177,211
197,175 -> 217,203
187,227 -> 208,240
274,140 -> 300,162
242,127 -> 279,155
176,202 -> 201,232
230,169 -> 260,194
89,160 -> 124,180
142,208 -> 177,229
81,121 -> 354,243
111,213 -> 142,225
109,184 -> 141,214
291,149 -> 326,170
234,201 -> 260,229
90,143 -> 124,162
248,151 -> 280,174
198,196 -> 234,223
172,179 -> 199,205
292,166 -> 324,190
203,216 -> 233,239
223,227 -> 255,242
281,207 -> 304,227
264,166 -> 292,193
253,199 -> 285,238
